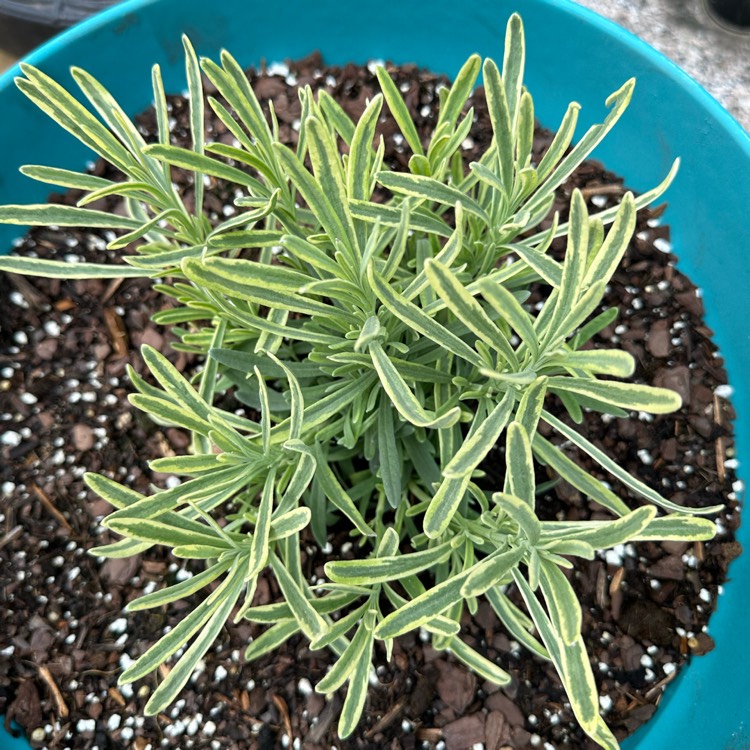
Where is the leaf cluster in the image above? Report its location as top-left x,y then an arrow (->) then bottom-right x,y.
0,16 -> 720,747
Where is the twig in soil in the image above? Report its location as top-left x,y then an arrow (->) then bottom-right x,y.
7,272 -> 47,310
103,306 -> 129,358
643,670 -> 676,702
364,696 -> 407,737
108,687 -> 127,707
31,484 -> 72,532
0,524 -> 23,551
416,727 -> 443,742
37,665 -> 69,719
102,277 -> 125,305
272,694 -> 294,742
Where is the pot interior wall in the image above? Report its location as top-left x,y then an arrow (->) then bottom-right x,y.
1,1 -> 748,747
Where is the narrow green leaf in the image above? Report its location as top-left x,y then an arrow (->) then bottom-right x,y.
505,421 -> 536,508
0,203 -> 141,229
325,541 -> 452,585
378,396 -> 403,508
541,410 -> 723,515
423,474 -> 471,539
546,376 -> 682,414
245,619 -> 299,661
375,566 -> 473,639
144,562 -> 246,715
370,342 -> 460,430
375,66 -> 424,156
0,256 -> 148,279
270,552 -> 327,640
126,560 -> 232,612
443,390 -> 514,478
448,635 -> 512,686
492,491 -> 541,544
314,463 -> 375,538
425,258 -> 517,367
538,558 -> 581,645
460,546 -> 524,598
377,172 -> 488,221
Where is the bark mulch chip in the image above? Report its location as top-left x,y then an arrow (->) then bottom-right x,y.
0,52 -> 740,750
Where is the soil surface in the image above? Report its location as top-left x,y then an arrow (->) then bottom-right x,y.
0,53 -> 741,750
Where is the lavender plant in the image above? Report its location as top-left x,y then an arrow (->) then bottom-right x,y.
0,15 -> 721,747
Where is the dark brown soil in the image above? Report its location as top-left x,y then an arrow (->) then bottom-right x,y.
0,53 -> 740,750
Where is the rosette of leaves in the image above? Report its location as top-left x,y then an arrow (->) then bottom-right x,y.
0,15 -> 722,748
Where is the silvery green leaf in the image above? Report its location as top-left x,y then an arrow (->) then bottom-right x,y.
144,143 -> 265,192
377,395 -> 403,508
633,515 -> 720,542
245,619 -> 299,661
269,507 -> 311,541
337,628 -> 374,739
370,342 -> 461,430
368,266 -> 483,368
536,101 -> 580,181
105,517 -> 233,551
425,258 -> 517,367
532,435 -> 629,517
448,635 -> 512,686
502,13 -> 525,130
349,198 -> 452,237
436,54 -> 481,132
538,558 -> 581,645
121,559 -> 244,685
0,256 -> 148,279
325,541 -> 452,586
377,172 -> 488,222
482,58 -> 513,192
582,192 -> 636,287
524,79 -> 635,218
485,587 -> 549,660
17,64 -> 133,171
316,621 -> 372,695
375,565 -> 473,639
552,349 -> 635,378
508,240 -> 563,288
505,422 -> 535,508
126,559 -> 232,612
541,190 -> 589,341
542,410 -> 723,515
546,376 -> 681,414
270,552 -> 327,641
541,506 -> 656,549
493,491 -> 541,544
348,94 -> 383,204
129,394 -> 213,434
248,469 -> 275,578
480,280 -> 539,358
443,390 -> 514,479
143,560 -> 246,716
423,474 -> 471,540
20,164 -> 112,191
460,546 -> 524,598
375,66 -> 424,156
515,376 -> 548,438
182,257 -> 349,322
317,89 -> 356,145
515,91 -> 535,169
306,116 -> 359,261
243,591 -> 358,625
0,203 -> 141,229
84,473 -> 143,510
314,449 -> 375,538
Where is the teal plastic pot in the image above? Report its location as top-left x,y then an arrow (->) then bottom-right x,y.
1,1 -> 748,748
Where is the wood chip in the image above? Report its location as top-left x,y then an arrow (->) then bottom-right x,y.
31,483 -> 72,532
37,665 -> 69,718
103,306 -> 129,357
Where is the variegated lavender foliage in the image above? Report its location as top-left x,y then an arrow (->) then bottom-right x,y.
0,15 -> 720,747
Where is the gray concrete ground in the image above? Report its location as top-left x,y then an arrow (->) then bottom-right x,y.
0,1 -> 747,130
